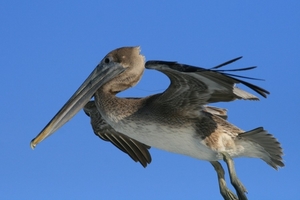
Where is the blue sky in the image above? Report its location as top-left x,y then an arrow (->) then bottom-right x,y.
1,1 -> 299,199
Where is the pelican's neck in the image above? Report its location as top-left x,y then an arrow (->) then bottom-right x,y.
94,90 -> 144,122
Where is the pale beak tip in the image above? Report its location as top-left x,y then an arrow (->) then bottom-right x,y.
30,139 -> 37,150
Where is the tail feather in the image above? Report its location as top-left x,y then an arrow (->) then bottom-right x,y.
238,127 -> 284,169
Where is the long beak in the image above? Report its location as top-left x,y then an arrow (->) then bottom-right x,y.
30,62 -> 125,149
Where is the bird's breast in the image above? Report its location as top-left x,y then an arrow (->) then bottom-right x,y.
110,115 -> 219,161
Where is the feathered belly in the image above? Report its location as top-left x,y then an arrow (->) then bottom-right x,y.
112,120 -> 219,161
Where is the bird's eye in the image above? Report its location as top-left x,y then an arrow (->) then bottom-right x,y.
104,57 -> 111,64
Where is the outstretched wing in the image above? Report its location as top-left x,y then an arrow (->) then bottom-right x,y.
83,101 -> 152,167
145,57 -> 269,110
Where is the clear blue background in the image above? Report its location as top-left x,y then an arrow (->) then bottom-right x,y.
1,1 -> 299,199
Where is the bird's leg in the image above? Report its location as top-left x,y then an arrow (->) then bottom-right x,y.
210,161 -> 238,200
221,152 -> 248,200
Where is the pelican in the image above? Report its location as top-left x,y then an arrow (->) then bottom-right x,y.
31,46 -> 284,200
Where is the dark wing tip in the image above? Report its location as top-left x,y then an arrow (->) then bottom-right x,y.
211,57 -> 270,98
211,56 -> 243,69
227,74 -> 270,98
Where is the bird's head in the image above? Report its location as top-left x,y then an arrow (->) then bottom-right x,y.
30,46 -> 145,148
101,46 -> 145,94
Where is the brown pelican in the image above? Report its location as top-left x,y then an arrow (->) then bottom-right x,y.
31,46 -> 284,200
